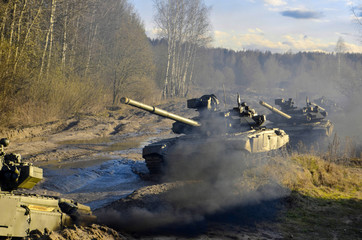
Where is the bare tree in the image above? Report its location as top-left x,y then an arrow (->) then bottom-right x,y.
335,37 -> 347,77
352,4 -> 362,26
39,0 -> 57,80
154,0 -> 212,98
335,37 -> 348,53
0,0 -> 157,126
352,4 -> 362,43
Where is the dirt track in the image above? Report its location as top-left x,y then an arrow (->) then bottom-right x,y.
3,102 -> 288,239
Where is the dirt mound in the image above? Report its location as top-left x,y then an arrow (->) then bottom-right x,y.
29,224 -> 125,240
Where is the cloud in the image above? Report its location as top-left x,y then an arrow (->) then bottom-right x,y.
281,9 -> 324,19
281,35 -> 362,52
263,0 -> 287,7
247,28 -> 264,34
345,0 -> 356,7
344,42 -> 362,53
213,30 -> 286,52
282,34 -> 331,51
212,30 -> 362,53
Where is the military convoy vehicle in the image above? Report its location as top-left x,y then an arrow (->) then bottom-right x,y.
121,94 -> 289,175
259,98 -> 333,145
313,96 -> 341,113
0,138 -> 95,238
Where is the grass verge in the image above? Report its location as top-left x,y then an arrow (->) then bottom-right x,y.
277,154 -> 361,239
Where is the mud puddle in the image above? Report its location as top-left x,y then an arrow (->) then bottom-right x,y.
41,157 -> 149,209
57,136 -> 144,153
37,134 -> 167,209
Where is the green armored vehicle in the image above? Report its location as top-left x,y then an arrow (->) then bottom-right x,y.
259,98 -> 334,145
0,138 -> 95,238
121,94 -> 289,175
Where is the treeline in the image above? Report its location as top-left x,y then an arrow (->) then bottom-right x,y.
0,0 -> 156,126
150,39 -> 362,102
190,48 -> 362,100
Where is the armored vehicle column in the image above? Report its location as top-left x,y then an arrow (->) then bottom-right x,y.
121,95 -> 290,175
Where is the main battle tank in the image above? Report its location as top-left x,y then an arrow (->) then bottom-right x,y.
121,94 -> 289,175
259,98 -> 334,145
0,138 -> 95,238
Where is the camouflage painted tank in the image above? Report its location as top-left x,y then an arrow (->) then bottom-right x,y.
259,98 -> 334,145
121,94 -> 289,175
0,138 -> 95,238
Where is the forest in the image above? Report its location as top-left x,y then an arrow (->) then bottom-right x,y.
0,0 -> 361,127
0,0 -> 155,126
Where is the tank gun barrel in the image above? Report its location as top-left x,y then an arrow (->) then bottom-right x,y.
121,97 -> 201,127
310,102 -> 326,112
259,100 -> 292,119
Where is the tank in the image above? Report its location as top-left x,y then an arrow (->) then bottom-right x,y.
121,94 -> 289,175
0,138 -> 96,238
259,98 -> 334,145
313,96 -> 342,114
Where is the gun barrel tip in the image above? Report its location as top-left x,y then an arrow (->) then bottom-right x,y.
120,97 -> 128,104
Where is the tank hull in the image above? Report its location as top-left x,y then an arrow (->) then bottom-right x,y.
265,120 -> 333,145
0,192 -> 95,238
143,128 -> 289,174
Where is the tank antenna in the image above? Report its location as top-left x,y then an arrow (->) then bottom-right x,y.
237,93 -> 241,108
222,84 -> 227,110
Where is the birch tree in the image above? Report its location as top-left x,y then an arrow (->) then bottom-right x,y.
39,0 -> 57,79
154,0 -> 212,98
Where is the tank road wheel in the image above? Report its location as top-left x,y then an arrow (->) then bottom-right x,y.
144,154 -> 164,175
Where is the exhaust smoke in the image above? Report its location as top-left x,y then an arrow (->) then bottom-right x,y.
96,139 -> 291,235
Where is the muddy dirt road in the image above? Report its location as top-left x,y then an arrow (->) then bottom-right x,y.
3,102 -> 288,239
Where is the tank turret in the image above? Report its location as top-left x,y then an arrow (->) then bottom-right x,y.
0,138 -> 95,238
121,94 -> 289,174
0,138 -> 43,191
122,94 -> 267,135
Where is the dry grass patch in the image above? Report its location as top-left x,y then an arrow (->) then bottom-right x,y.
288,154 -> 361,199
271,153 -> 362,239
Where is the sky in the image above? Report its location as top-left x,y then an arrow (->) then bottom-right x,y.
130,0 -> 362,53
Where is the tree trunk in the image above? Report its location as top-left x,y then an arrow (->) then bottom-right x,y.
0,4 -> 10,43
85,7 -> 98,77
185,44 -> 197,96
14,0 -> 27,64
46,0 -> 57,79
69,15 -> 80,70
14,0 -> 43,75
6,2 -> 17,66
112,70 -> 117,105
61,2 -> 69,70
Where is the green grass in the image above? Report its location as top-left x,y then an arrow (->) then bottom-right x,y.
276,154 -> 362,240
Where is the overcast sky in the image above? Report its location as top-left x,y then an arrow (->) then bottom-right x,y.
130,0 -> 362,53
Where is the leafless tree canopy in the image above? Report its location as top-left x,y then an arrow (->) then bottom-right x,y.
154,0 -> 212,98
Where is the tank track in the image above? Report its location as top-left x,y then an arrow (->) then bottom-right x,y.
144,154 -> 164,175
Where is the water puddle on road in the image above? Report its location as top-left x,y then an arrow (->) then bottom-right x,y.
39,135 -> 157,209
57,136 -> 145,152
38,156 -> 115,169
42,158 -> 149,209
36,136 -> 148,170
57,137 -> 113,145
